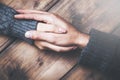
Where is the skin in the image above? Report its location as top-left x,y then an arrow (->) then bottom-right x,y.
14,10 -> 90,52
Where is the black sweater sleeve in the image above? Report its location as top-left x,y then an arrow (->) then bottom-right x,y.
0,3 -> 37,44
79,29 -> 120,79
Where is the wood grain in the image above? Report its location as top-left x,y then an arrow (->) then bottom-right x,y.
0,0 -> 120,80
0,40 -> 80,80
61,65 -> 108,80
54,0 -> 120,79
0,36 -> 14,52
0,0 -> 58,10
50,0 -> 120,33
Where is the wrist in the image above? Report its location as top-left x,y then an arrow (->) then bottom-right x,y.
76,33 -> 90,48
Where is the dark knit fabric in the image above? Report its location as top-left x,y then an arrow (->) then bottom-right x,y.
0,3 -> 37,44
79,29 -> 120,79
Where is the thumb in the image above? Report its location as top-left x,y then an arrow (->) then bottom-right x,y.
25,30 -> 50,41
25,30 -> 40,39
25,30 -> 59,43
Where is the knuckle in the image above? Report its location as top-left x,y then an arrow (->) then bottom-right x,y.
34,41 -> 46,50
49,13 -> 58,19
47,13 -> 59,23
33,15 -> 39,20
56,48 -> 66,52
50,37 -> 57,44
51,13 -> 58,16
49,13 -> 56,17
32,35 -> 39,39
51,25 -> 56,31
36,44 -> 45,50
50,39 -> 56,44
34,41 -> 39,45
23,15 -> 28,19
39,46 -> 45,50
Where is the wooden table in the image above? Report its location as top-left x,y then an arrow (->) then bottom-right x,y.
0,0 -> 120,80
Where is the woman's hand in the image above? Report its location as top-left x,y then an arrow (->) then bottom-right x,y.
15,10 -> 89,52
15,10 -> 67,33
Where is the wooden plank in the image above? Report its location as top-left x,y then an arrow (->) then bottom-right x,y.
6,0 -> 58,10
0,36 -> 14,52
57,0 -> 120,79
60,65 -> 105,79
61,65 -> 108,80
0,0 -> 58,52
0,0 -> 120,80
0,40 -> 80,80
0,0 -> 13,5
50,0 -> 120,33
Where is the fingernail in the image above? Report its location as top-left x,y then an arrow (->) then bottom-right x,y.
58,28 -> 67,33
14,15 -> 19,18
14,15 -> 17,17
25,31 -> 32,38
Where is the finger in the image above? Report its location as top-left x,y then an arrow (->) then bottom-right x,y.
25,31 -> 64,44
25,31 -> 69,46
37,23 -> 66,33
35,41 -> 77,52
16,10 -> 48,14
36,45 -> 44,50
25,31 -> 56,42
14,13 -> 53,23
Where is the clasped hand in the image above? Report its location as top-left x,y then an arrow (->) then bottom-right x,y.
15,10 -> 89,52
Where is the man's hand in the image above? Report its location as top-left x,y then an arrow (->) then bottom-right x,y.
15,10 -> 89,52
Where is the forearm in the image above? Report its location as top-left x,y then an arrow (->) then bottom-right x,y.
0,3 -> 37,44
79,29 -> 120,79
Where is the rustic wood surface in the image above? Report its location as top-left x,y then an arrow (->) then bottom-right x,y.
0,0 -> 120,80
0,36 -> 14,52
53,0 -> 120,80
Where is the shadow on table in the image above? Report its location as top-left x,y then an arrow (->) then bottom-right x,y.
0,61 -> 28,80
